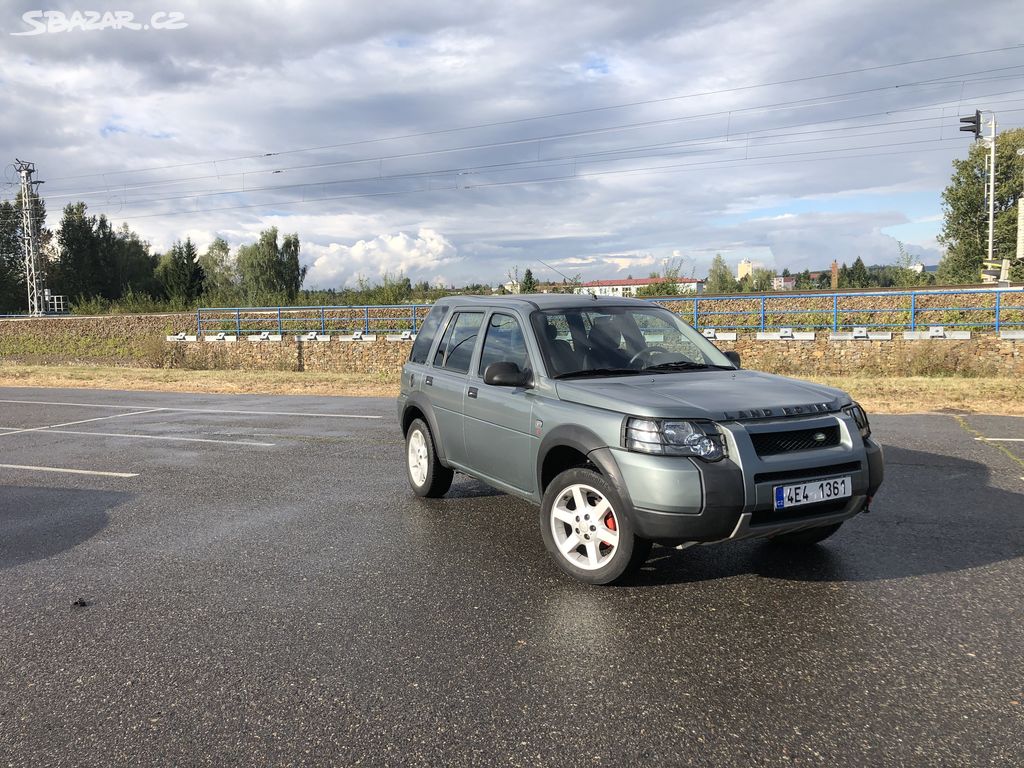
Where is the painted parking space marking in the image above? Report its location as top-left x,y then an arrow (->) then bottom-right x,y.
0,408 -> 166,438
974,437 -> 1024,442
0,463 -> 138,478
0,398 -> 382,420
0,427 -> 274,447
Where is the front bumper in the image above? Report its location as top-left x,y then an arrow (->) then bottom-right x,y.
608,417 -> 884,545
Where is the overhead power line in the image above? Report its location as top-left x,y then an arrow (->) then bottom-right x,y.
92,132 -> 1016,222
41,67 -> 1024,203
42,86 -> 1024,211
43,44 -> 1024,183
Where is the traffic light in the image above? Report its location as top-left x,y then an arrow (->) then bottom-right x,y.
960,110 -> 981,139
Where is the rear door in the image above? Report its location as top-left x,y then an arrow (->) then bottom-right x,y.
462,311 -> 537,493
427,310 -> 484,468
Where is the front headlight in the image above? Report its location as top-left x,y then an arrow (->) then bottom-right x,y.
843,402 -> 871,439
624,418 -> 725,461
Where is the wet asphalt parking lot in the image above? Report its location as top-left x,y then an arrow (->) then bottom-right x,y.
1,386 -> 1023,767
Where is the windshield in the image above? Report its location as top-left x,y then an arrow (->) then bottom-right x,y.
531,305 -> 735,379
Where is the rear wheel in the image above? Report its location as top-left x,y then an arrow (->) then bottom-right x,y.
539,467 -> 651,585
405,418 -> 453,498
769,522 -> 843,547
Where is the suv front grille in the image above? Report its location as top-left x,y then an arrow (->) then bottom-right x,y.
749,425 -> 841,457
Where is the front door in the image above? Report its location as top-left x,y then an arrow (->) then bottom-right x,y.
462,312 -> 537,493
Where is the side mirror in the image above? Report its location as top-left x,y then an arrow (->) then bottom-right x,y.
723,350 -> 741,369
483,361 -> 531,387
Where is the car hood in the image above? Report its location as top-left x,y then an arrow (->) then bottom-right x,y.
553,369 -> 850,421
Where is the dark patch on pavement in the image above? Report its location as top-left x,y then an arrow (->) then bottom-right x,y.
0,388 -> 1022,766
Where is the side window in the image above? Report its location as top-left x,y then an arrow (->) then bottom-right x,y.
479,313 -> 530,374
433,312 -> 484,373
409,305 -> 448,364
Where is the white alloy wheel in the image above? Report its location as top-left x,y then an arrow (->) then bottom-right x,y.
407,427 -> 428,487
549,483 -> 620,571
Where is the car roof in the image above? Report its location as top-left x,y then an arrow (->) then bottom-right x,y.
433,293 -> 654,311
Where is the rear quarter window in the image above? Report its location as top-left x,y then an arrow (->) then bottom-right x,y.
409,305 -> 449,364
433,311 -> 484,373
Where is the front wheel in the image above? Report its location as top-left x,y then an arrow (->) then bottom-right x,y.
539,468 -> 651,585
406,419 -> 454,498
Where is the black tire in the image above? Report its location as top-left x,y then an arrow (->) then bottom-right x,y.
769,522 -> 843,547
539,467 -> 652,585
405,418 -> 454,498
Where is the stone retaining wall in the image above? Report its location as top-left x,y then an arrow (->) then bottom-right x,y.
1,312 -> 1021,377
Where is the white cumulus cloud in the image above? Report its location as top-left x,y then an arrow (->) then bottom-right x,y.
305,228 -> 460,287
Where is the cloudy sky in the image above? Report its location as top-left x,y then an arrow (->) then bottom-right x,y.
1,0 -> 1021,288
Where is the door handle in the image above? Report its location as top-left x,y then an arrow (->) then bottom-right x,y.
467,386 -> 478,399
425,375 -> 433,386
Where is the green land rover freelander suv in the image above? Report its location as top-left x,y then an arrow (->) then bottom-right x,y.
397,294 -> 884,584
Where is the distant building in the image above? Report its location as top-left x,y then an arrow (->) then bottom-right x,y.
574,277 -> 703,297
910,263 -> 939,274
737,259 -> 764,281
771,275 -> 797,291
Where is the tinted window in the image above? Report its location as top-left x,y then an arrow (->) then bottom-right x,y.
433,312 -> 483,373
479,313 -> 530,374
409,305 -> 448,364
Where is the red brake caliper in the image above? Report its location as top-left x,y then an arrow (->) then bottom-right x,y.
599,513 -> 616,551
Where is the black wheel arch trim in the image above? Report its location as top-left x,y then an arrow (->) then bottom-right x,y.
401,392 -> 450,466
536,425 -> 635,516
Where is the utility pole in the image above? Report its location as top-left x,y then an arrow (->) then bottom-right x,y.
983,113 -> 1000,282
14,159 -> 45,315
960,110 -> 1006,283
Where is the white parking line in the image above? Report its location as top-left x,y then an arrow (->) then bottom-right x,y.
973,437 -> 1024,442
0,463 -> 138,478
0,408 -> 165,438
0,398 -> 381,420
0,427 -> 275,447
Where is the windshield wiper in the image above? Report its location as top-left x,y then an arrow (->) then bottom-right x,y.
643,361 -> 734,372
554,368 -> 644,379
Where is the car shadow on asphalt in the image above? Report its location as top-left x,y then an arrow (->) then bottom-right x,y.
444,475 -> 505,499
0,485 -> 130,571
631,444 -> 1024,585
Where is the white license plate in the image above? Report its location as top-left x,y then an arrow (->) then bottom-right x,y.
774,476 -> 851,510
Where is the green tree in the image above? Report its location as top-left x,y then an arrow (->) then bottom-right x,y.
197,237 -> 236,296
795,269 -> 814,289
741,270 -> 770,294
520,268 -> 538,293
51,202 -> 158,301
156,238 -> 204,302
938,127 -> 1024,283
280,232 -> 304,302
0,200 -> 23,312
846,257 -> 870,288
54,202 -> 101,299
237,227 -> 306,304
704,254 -> 737,293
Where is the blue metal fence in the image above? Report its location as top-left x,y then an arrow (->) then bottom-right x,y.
196,304 -> 428,337
194,288 -> 1023,337
649,288 -> 1024,333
